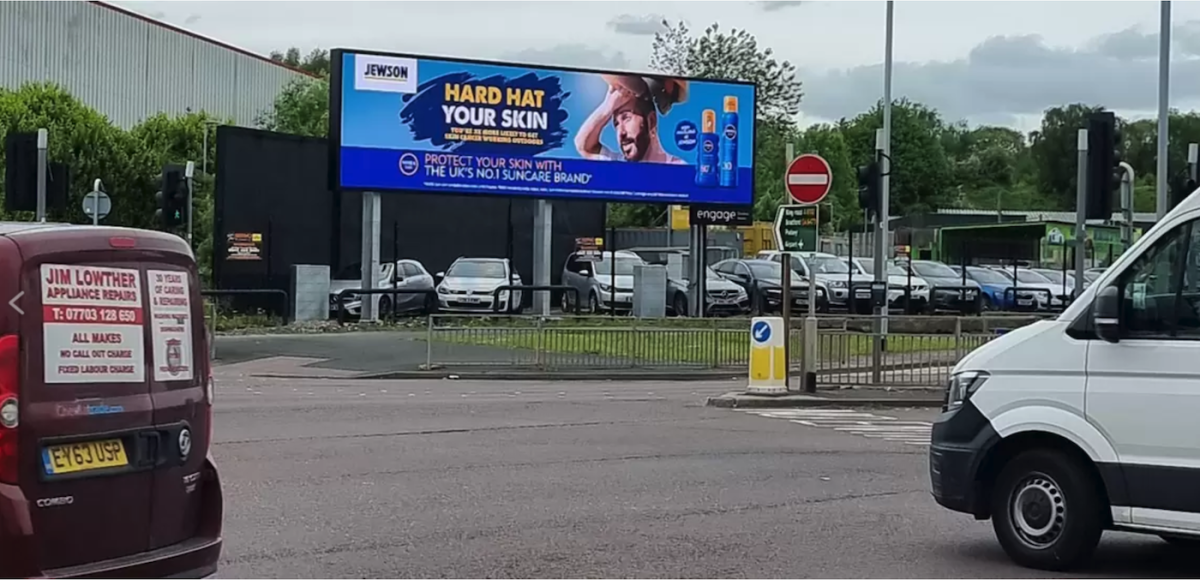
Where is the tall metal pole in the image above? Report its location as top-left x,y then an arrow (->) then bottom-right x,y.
1157,0 -> 1171,221
35,129 -> 47,222
185,161 -> 195,244
1119,162 -> 1135,251
874,0 -> 894,355
1075,129 -> 1089,299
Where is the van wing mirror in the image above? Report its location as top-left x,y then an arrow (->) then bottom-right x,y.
1093,285 -> 1121,343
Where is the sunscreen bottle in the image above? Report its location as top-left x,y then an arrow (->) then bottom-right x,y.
719,96 -> 739,188
696,109 -> 719,187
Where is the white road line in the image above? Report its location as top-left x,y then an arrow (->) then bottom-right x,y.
744,408 -> 931,446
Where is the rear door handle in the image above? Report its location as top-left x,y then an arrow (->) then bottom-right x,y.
137,431 -> 162,467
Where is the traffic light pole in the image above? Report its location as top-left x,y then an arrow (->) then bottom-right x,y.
1075,129 -> 1088,300
1119,162 -> 1135,251
873,1 -> 894,373
185,161 -> 195,244
35,129 -> 47,223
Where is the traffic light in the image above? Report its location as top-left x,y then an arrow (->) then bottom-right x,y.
1085,111 -> 1118,220
154,164 -> 187,229
857,159 -> 881,218
3,133 -> 37,212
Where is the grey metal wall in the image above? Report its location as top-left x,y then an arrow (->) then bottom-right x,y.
613,229 -> 744,251
0,1 -> 308,128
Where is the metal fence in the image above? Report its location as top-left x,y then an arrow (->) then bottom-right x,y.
423,313 -> 1046,386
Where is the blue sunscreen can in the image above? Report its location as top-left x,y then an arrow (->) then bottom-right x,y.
719,96 -> 739,188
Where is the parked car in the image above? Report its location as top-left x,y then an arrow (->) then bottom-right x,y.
561,250 -> 646,313
950,265 -> 1043,311
987,266 -> 1067,309
668,267 -> 752,317
436,257 -> 523,313
1031,268 -> 1079,296
846,257 -> 931,311
329,259 -> 436,318
713,258 -> 828,314
757,250 -> 871,310
0,222 -> 222,578
899,260 -> 981,313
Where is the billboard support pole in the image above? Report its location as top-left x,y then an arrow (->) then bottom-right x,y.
533,199 -> 552,316
361,192 -> 382,322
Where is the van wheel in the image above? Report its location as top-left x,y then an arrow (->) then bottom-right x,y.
561,291 -> 572,313
673,292 -> 690,317
589,292 -> 602,314
991,448 -> 1103,571
378,297 -> 393,321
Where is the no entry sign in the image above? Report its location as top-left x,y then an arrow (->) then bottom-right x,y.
785,154 -> 833,205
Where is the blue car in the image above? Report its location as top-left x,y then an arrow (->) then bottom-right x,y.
949,266 -> 1043,311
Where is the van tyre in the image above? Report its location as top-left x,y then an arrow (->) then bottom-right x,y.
378,297 -> 393,321
589,292 -> 601,314
991,448 -> 1103,571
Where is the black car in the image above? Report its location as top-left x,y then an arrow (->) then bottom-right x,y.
899,260 -> 982,313
712,258 -> 828,314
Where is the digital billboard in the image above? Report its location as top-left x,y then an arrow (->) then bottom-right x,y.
329,49 -> 757,206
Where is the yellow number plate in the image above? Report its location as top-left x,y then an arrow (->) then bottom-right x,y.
42,439 -> 128,475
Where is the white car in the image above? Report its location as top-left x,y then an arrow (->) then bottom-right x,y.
435,257 -> 523,313
329,259 -> 436,318
845,257 -> 931,309
989,266 -> 1069,309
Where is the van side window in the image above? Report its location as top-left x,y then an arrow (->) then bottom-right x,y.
1118,219 -> 1200,339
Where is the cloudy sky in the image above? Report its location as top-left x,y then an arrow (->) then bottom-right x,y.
113,0 -> 1200,132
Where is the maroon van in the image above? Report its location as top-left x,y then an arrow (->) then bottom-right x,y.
0,223 -> 222,578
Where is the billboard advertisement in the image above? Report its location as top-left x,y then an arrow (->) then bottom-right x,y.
330,49 -> 756,206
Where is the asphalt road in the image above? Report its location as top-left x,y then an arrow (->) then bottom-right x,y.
211,375 -> 1192,578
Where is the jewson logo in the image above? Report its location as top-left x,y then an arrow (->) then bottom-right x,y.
354,55 -> 418,94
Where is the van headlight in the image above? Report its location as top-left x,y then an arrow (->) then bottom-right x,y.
945,370 -> 989,409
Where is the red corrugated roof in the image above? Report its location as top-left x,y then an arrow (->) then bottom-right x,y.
89,1 -> 320,79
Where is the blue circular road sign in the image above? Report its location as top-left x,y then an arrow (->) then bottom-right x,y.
752,320 -> 771,344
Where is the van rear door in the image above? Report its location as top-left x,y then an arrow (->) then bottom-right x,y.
21,255 -> 156,570
143,262 -> 211,550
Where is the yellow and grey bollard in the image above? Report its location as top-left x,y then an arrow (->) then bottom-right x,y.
747,316 -> 787,395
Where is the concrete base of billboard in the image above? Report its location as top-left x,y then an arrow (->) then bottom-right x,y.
291,264 -> 331,322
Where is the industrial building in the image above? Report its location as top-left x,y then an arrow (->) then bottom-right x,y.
0,1 -> 312,128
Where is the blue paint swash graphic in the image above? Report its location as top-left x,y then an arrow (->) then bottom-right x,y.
333,50 -> 756,205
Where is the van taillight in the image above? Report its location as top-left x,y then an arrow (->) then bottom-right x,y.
0,335 -> 19,484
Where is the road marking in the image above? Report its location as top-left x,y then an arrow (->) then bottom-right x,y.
746,408 -> 931,446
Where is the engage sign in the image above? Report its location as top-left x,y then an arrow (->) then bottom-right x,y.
330,50 -> 757,205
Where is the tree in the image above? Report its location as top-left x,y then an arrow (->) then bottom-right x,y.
270,47 -> 331,78
256,77 -> 329,138
651,21 -> 803,127
839,99 -> 954,217
641,20 -> 803,228
1029,104 -> 1104,208
0,83 -> 141,225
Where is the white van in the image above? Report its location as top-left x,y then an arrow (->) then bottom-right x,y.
930,191 -> 1200,570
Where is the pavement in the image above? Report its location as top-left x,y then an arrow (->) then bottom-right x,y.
212,371 -> 1191,578
212,332 -> 957,390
